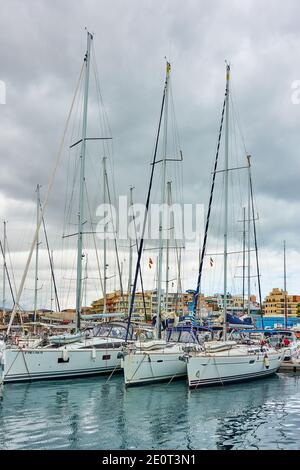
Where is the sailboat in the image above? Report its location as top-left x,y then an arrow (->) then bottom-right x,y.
1,32 -> 136,383
185,64 -> 283,388
121,61 -> 206,386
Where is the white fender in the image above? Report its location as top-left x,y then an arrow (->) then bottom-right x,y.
91,348 -> 96,360
62,348 -> 69,362
263,354 -> 270,369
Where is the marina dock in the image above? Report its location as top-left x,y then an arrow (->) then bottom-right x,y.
279,360 -> 300,373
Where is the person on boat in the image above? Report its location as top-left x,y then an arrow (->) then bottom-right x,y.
282,336 -> 290,347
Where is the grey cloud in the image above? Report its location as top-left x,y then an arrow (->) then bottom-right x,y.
0,0 -> 300,306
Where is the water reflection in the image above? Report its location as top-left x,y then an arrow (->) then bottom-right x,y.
0,373 -> 300,449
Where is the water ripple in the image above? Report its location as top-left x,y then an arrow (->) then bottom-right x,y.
1,374 -> 300,449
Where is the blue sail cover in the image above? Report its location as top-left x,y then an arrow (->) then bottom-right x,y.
226,313 -> 253,326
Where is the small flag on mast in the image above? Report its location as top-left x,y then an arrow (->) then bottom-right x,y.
210,257 -> 214,267
149,257 -> 154,269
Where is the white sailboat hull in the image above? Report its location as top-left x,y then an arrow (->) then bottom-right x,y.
187,348 -> 283,388
3,346 -> 122,383
122,344 -> 190,386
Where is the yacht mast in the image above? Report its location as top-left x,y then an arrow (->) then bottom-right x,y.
103,156 -> 107,314
177,247 -> 183,314
2,221 -> 6,324
84,253 -> 88,310
193,90 -> 227,319
50,250 -> 54,312
242,207 -> 246,313
128,186 -> 134,315
156,61 -> 170,339
33,184 -> 40,323
284,240 -> 287,328
165,181 -> 171,317
125,62 -> 168,341
247,159 -> 251,316
75,31 -> 92,331
223,63 -> 230,340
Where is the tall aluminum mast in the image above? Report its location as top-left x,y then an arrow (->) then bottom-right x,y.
156,61 -> 170,339
2,221 -> 6,324
33,184 -> 40,323
75,31 -> 92,331
222,64 -> 230,341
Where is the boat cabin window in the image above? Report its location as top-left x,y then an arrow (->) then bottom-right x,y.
81,342 -> 123,349
110,326 -> 127,339
167,329 -> 198,343
93,324 -> 111,337
267,335 -> 283,347
232,332 -> 252,341
196,331 -> 213,342
168,331 -> 181,342
179,331 -> 196,343
134,330 -> 154,341
93,324 -> 127,339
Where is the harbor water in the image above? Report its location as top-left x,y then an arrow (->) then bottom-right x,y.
1,373 -> 300,450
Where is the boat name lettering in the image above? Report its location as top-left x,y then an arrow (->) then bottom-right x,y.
24,351 -> 43,355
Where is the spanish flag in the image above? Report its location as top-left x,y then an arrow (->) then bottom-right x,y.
166,61 -> 171,75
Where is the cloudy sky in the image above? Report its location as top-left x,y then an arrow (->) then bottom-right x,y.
0,0 -> 300,310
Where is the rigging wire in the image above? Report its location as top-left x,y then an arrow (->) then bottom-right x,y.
38,199 -> 61,312
249,156 -> 264,328
7,60 -> 85,334
84,182 -> 104,298
0,240 -> 15,305
105,169 -> 126,312
193,88 -> 227,315
6,238 -> 17,299
125,67 -> 168,341
131,189 -> 148,320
